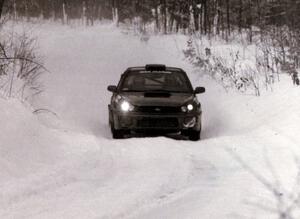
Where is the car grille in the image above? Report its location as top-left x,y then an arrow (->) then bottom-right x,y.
136,106 -> 181,113
137,118 -> 179,128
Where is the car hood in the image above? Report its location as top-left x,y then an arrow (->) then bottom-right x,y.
120,92 -> 194,107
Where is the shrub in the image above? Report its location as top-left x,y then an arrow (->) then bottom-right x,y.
0,26 -> 46,101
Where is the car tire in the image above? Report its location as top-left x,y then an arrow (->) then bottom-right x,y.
110,121 -> 125,139
189,130 -> 200,141
112,128 -> 125,139
182,130 -> 201,141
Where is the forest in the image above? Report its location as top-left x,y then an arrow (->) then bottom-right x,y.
0,0 -> 300,36
1,0 -> 299,50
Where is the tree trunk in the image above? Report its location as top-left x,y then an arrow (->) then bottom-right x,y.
207,1 -> 212,36
217,0 -> 222,35
25,0 -> 29,21
193,4 -> 199,31
62,1 -> 68,25
163,0 -> 167,34
154,3 -> 160,32
248,0 -> 253,43
169,13 -> 174,32
199,3 -> 203,34
220,1 -> 225,38
89,1 -> 96,26
0,0 -> 4,18
203,0 -> 207,34
255,0 -> 264,41
112,0 -> 119,26
226,0 -> 230,40
51,0 -> 56,20
176,15 -> 181,33
213,0 -> 219,35
13,0 -> 17,21
82,1 -> 87,25
238,0 -> 243,33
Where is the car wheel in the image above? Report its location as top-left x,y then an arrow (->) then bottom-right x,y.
191,123 -> 202,141
110,122 -> 128,139
189,130 -> 200,141
110,123 -> 123,139
112,128 -> 125,139
182,130 -> 201,141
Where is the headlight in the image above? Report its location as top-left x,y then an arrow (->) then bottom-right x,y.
120,100 -> 134,112
114,95 -> 134,112
121,101 -> 130,111
187,104 -> 194,111
181,104 -> 194,112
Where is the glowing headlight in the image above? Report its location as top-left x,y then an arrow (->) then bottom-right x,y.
120,101 -> 133,112
182,104 -> 194,112
187,104 -> 194,111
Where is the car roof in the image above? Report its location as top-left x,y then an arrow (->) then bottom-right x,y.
124,65 -> 185,75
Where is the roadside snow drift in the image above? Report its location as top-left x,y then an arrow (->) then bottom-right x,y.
0,22 -> 300,219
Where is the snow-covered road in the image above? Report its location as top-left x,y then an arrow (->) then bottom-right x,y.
1,23 -> 300,219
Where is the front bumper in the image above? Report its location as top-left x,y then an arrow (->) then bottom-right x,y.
109,106 -> 201,132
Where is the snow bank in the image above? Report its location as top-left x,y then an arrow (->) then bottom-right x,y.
0,98 -> 61,180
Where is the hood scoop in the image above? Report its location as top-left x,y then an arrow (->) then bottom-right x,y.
144,92 -> 171,98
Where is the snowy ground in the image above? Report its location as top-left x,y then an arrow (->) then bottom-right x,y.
1,22 -> 300,219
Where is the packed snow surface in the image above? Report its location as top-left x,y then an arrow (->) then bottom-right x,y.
0,23 -> 300,219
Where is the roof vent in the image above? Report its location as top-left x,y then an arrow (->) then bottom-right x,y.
145,64 -> 166,72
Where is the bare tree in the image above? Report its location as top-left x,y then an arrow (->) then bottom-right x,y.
0,0 -> 4,19
0,27 -> 47,100
225,0 -> 230,40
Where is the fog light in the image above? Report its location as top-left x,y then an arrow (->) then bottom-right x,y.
183,117 -> 196,128
181,106 -> 187,112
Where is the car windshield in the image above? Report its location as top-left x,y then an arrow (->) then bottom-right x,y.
120,71 -> 192,93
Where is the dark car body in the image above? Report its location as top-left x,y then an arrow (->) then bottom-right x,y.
107,64 -> 205,140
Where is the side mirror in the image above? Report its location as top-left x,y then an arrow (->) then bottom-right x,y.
107,85 -> 117,92
194,87 -> 205,94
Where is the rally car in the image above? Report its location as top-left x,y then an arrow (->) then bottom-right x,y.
107,64 -> 205,140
